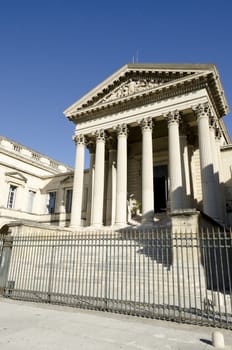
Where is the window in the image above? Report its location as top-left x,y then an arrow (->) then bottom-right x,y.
65,189 -> 73,213
27,190 -> 36,213
47,192 -> 56,214
7,185 -> 17,208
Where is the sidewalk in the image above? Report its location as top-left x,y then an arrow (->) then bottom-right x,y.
0,297 -> 231,349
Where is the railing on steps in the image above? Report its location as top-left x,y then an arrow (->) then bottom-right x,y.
0,228 -> 232,329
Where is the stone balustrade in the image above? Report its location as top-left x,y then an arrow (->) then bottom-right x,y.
0,136 -> 71,173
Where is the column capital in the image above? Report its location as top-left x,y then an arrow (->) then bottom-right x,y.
179,123 -> 190,136
193,102 -> 210,119
94,129 -> 105,142
164,110 -> 181,126
139,117 -> 153,131
72,134 -> 86,145
86,139 -> 96,154
115,123 -> 128,136
209,115 -> 217,131
106,135 -> 117,150
215,127 -> 222,141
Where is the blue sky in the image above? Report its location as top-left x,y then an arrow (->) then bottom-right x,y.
0,0 -> 232,168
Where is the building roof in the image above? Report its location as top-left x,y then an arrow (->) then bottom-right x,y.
64,63 -> 229,122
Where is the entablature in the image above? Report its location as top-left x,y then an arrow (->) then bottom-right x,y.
73,89 -> 209,136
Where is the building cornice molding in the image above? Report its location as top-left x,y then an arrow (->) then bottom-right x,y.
0,136 -> 73,174
73,90 -> 208,137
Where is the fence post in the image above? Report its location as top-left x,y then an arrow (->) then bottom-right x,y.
171,212 -> 207,313
0,230 -> 13,294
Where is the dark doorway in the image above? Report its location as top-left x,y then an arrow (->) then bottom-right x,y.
154,165 -> 168,212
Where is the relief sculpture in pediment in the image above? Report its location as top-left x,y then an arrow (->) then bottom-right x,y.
98,78 -> 161,105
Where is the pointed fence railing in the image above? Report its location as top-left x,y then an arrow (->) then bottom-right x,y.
0,228 -> 231,328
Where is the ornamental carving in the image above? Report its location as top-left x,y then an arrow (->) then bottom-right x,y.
86,139 -> 96,154
140,117 -> 153,131
115,124 -> 128,136
73,134 -> 86,145
106,136 -> 117,150
94,129 -> 105,142
209,115 -> 217,130
193,102 -> 210,119
165,110 -> 181,125
216,127 -> 222,140
99,78 -> 161,105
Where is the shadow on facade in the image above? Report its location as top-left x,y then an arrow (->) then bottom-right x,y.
200,231 -> 232,293
117,226 -> 173,270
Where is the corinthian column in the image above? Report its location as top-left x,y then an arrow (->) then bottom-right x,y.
140,117 -> 154,224
91,130 -> 105,227
209,116 -> 221,222
179,125 -> 192,208
166,110 -> 183,211
194,103 -> 217,219
115,124 -> 128,227
86,141 -> 95,226
70,134 -> 85,228
106,137 -> 117,226
215,128 -> 225,222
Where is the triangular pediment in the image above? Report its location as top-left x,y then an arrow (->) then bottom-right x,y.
5,172 -> 27,183
64,64 -> 218,117
60,175 -> 74,184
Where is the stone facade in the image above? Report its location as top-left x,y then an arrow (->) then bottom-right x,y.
64,63 -> 232,229
0,136 -> 78,228
1,63 -> 232,231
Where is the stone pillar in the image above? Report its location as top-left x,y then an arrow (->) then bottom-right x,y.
140,117 -> 154,224
166,110 -> 183,212
70,134 -> 85,228
0,233 -> 13,294
209,116 -> 221,222
215,127 -> 225,222
179,127 -> 192,208
215,128 -> 224,184
86,141 -> 95,226
106,137 -> 117,226
91,130 -> 105,227
194,103 -> 217,219
115,124 -> 128,227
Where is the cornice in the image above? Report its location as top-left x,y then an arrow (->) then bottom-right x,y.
0,136 -> 73,173
67,76 -> 209,124
0,148 -> 70,176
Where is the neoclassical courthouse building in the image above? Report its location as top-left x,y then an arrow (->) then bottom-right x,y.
1,63 -> 232,230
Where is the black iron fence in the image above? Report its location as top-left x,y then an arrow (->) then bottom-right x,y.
0,229 -> 232,328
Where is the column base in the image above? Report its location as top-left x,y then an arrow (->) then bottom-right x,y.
69,225 -> 83,231
113,222 -> 128,229
91,224 -> 104,229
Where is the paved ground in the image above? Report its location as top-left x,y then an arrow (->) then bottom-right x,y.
0,298 -> 232,349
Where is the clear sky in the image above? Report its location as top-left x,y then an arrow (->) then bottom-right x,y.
1,0 -> 232,168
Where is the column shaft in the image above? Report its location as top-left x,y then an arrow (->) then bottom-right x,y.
141,118 -> 154,223
70,134 -> 85,228
215,129 -> 225,222
91,130 -> 105,227
106,144 -> 117,226
86,143 -> 95,226
115,124 -> 128,226
166,111 -> 183,211
180,133 -> 192,208
209,118 -> 221,221
195,103 -> 217,219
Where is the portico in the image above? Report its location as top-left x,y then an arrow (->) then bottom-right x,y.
64,64 -> 229,229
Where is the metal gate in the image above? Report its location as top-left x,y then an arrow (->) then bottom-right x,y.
2,229 -> 232,329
